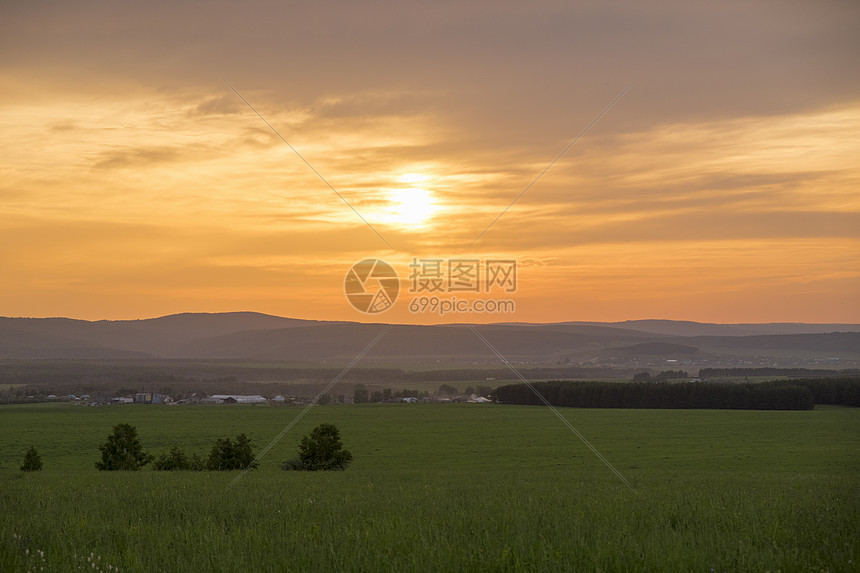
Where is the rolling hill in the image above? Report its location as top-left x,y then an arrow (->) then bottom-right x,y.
0,313 -> 858,367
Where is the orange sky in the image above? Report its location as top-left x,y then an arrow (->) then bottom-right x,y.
1,1 -> 858,324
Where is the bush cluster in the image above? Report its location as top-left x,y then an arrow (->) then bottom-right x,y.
152,446 -> 205,471
204,434 -> 258,471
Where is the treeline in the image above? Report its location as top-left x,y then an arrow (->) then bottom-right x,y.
699,367 -> 859,378
491,380 -> 816,410
351,383 -> 494,402
354,387 -> 429,403
769,378 -> 860,407
633,370 -> 689,381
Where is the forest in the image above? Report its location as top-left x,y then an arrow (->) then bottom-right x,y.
490,378 -> 860,410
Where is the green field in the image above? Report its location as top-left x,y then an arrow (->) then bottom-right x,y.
1,403 -> 858,572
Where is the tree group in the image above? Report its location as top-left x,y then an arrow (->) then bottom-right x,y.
95,424 -> 260,472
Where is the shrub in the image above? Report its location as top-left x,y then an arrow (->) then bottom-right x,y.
20,446 -> 42,472
282,423 -> 352,471
152,446 -> 205,471
96,423 -> 153,471
206,434 -> 258,471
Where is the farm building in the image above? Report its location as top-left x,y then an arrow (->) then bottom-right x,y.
209,394 -> 268,404
133,392 -> 169,404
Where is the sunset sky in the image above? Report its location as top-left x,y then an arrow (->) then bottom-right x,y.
1,0 -> 858,324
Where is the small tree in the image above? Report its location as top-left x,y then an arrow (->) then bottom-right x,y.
21,446 -> 42,472
282,423 -> 352,471
96,423 -> 153,471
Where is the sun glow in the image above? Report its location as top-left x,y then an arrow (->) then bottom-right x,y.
385,187 -> 437,227
398,172 -> 432,184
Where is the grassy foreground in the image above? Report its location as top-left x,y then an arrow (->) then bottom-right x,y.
1,403 -> 858,572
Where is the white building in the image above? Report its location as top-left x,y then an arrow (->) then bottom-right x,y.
209,394 -> 268,404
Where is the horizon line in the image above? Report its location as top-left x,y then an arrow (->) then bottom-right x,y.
2,311 -> 860,328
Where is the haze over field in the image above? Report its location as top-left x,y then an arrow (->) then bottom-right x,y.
1,1 -> 858,324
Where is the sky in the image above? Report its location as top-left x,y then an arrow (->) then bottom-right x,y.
1,0 -> 858,324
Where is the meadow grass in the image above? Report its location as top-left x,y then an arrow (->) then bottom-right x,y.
1,403 -> 857,571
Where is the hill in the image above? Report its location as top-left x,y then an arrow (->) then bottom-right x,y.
0,313 -> 857,367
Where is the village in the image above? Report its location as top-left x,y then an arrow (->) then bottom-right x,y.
41,391 -> 494,406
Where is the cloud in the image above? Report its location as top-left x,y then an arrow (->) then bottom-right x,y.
48,121 -> 78,133
2,0 -> 859,321
188,95 -> 243,117
92,146 -> 187,170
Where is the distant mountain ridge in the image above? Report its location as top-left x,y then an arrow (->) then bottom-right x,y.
0,313 -> 857,364
509,319 -> 860,337
0,312 -> 333,358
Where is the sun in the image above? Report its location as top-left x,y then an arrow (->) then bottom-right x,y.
387,187 -> 437,227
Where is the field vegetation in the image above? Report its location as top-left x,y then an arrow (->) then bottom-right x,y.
1,402 -> 857,571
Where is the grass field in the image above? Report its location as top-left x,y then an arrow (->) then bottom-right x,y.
1,403 -> 857,572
